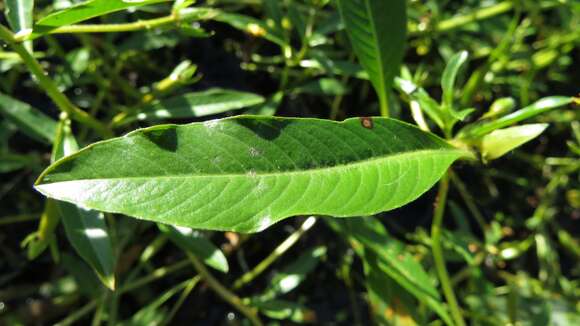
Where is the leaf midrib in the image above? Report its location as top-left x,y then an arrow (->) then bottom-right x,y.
39,149 -> 466,183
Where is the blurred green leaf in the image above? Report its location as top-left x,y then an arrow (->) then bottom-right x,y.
4,0 -> 34,36
0,152 -> 39,173
32,0 -> 168,37
364,251 -> 420,325
213,12 -> 287,46
294,78 -> 349,96
481,97 -> 516,120
251,298 -> 316,323
121,278 -> 198,326
330,218 -> 453,324
336,0 -> 406,116
158,224 -> 229,273
458,96 -> 572,139
481,123 -> 548,161
260,246 -> 326,300
125,89 -> 265,124
441,51 -> 468,116
0,93 -> 57,144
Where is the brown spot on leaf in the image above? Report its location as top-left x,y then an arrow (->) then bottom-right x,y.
360,117 -> 373,129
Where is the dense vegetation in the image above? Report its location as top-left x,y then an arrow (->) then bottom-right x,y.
0,0 -> 578,325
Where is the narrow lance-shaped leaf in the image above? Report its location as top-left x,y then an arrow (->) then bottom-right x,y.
35,116 -> 471,233
480,124 -> 548,161
123,89 -> 265,125
0,93 -> 57,144
53,119 -> 116,290
5,0 -> 34,36
328,217 -> 453,324
336,0 -> 406,116
458,96 -> 573,139
441,51 -> 468,116
213,12 -> 287,46
32,0 -> 168,37
158,224 -> 229,273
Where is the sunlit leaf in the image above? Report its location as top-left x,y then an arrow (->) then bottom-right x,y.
53,119 -> 116,290
158,224 -> 229,273
480,123 -> 548,161
32,0 -> 168,37
35,116 -> 470,232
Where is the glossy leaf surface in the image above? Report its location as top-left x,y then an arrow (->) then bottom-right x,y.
35,116 -> 469,232
458,96 -> 572,139
158,224 -> 229,273
336,0 -> 406,114
130,89 -> 265,123
441,51 -> 468,114
5,0 -> 34,35
33,0 -> 167,36
481,124 -> 548,161
54,119 -> 116,289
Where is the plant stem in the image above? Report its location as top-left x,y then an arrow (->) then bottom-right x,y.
0,25 -> 112,139
187,253 -> 263,326
379,93 -> 389,117
431,172 -> 465,326
233,216 -> 317,289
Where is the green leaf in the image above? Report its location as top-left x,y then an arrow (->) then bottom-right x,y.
250,299 -> 315,323
364,252 -> 420,325
394,77 -> 445,129
53,119 -> 116,290
330,217 -> 453,324
480,123 -> 548,161
0,152 -> 39,173
480,97 -> 516,120
0,93 -> 57,144
157,224 -> 229,273
336,0 -> 406,115
441,51 -> 468,115
213,12 -> 287,46
293,78 -> 349,96
32,0 -> 168,37
261,246 -> 326,300
4,0 -> 34,36
35,116 -> 470,232
458,96 -> 572,140
124,89 -> 265,124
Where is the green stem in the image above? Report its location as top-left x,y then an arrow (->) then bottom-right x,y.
379,92 -> 389,117
0,26 -> 112,139
431,172 -> 465,326
187,253 -> 263,326
233,216 -> 317,289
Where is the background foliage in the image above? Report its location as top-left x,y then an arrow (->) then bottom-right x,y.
0,0 -> 579,325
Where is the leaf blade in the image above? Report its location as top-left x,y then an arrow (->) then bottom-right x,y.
53,119 -> 116,290
336,0 -> 406,115
158,224 -> 229,273
35,116 -> 469,232
133,89 -> 265,122
32,0 -> 168,36
5,0 -> 34,35
0,93 -> 57,144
